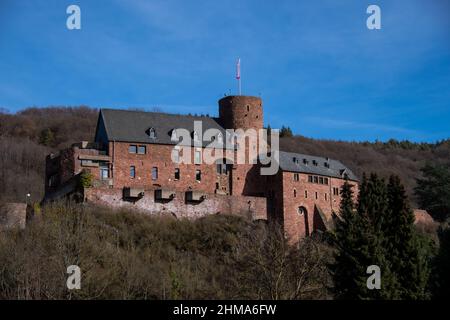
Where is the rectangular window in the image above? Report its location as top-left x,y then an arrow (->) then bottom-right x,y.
194,150 -> 201,164
333,187 -> 339,196
174,168 -> 180,180
129,145 -> 137,154
294,173 -> 299,181
138,145 -> 146,154
152,167 -> 158,180
308,175 -> 313,183
324,177 -> 329,185
196,169 -> 201,181
48,174 -> 58,187
315,192 -> 318,200
305,190 -> 308,198
313,176 -> 319,184
130,166 -> 136,178
100,166 -> 109,179
319,177 -> 324,184
81,159 -> 95,167
325,193 -> 328,201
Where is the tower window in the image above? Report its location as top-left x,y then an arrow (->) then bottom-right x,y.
294,189 -> 297,198
246,105 -> 250,112
315,192 -> 318,200
305,190 -> 308,198
174,168 -> 180,180
196,170 -> 201,181
130,166 -> 136,179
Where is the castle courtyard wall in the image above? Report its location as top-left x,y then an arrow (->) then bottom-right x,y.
84,187 -> 267,221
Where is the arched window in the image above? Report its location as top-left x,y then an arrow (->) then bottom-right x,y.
294,189 -> 297,197
298,206 -> 307,216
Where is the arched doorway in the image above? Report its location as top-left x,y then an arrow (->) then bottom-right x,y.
298,206 -> 310,236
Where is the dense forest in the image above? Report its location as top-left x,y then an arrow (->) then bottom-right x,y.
0,106 -> 449,206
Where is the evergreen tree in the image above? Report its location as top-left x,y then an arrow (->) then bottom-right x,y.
333,179 -> 362,299
279,126 -> 293,138
433,226 -> 450,299
415,163 -> 450,222
334,174 -> 398,299
355,174 -> 398,299
387,175 -> 431,299
39,128 -> 55,146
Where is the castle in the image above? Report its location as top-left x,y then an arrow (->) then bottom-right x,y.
44,95 -> 358,243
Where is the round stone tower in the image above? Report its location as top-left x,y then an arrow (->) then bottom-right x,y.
218,95 -> 263,130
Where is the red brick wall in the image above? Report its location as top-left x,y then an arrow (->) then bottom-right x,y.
218,96 -> 263,131
108,141 -> 233,194
280,171 -> 358,243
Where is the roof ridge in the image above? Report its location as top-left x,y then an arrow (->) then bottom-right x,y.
100,108 -> 216,119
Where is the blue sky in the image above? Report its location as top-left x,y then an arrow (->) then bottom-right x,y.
0,0 -> 449,142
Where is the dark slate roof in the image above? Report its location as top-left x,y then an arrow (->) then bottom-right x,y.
277,151 -> 358,181
99,109 -> 232,148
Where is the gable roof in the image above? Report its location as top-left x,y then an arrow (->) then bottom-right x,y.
98,108 -> 229,148
277,151 -> 358,181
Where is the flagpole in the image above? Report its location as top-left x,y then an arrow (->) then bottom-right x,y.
236,58 -> 241,96
238,77 -> 241,96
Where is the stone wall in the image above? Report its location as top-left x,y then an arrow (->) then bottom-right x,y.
84,187 -> 267,221
0,203 -> 27,230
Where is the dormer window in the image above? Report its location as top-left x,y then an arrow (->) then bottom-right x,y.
148,127 -> 157,139
324,162 -> 330,168
312,160 -> 318,166
193,131 -> 200,142
303,159 -> 309,165
171,129 -> 178,142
